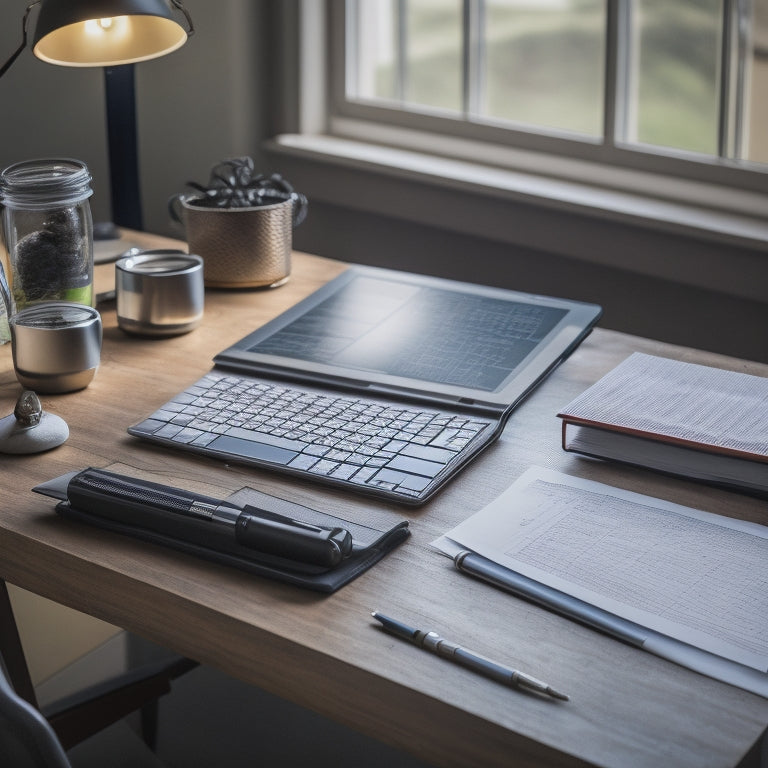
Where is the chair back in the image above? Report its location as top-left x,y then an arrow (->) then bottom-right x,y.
0,658 -> 71,768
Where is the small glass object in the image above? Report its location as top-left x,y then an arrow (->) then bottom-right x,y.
0,158 -> 94,314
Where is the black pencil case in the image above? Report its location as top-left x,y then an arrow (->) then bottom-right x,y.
55,484 -> 409,593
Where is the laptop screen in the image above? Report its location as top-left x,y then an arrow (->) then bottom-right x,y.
215,266 -> 602,410
247,275 -> 568,392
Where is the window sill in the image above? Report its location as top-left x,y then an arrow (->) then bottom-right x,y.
266,132 -> 768,302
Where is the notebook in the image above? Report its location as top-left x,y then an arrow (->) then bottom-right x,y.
128,266 -> 602,504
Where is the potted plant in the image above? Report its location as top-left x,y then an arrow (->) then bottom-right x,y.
169,157 -> 307,288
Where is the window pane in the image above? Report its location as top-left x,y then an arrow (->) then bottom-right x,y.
404,0 -> 463,111
350,0 -> 399,102
482,0 -> 606,136
747,0 -> 768,163
349,0 -> 463,112
627,0 -> 722,155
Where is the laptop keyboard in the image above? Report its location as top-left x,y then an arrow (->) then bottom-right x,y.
129,371 -> 494,503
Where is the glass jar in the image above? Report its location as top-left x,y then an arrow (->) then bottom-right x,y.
0,158 -> 94,315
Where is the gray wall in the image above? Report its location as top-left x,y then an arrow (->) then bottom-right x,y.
0,0 -> 269,228
1,0 -> 765,363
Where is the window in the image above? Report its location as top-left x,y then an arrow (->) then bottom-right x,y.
334,0 -> 768,195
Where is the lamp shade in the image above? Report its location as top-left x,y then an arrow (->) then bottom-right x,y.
32,0 -> 190,67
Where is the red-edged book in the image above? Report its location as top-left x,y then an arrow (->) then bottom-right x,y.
557,352 -> 768,497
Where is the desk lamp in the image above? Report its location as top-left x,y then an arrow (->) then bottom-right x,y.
0,0 -> 194,230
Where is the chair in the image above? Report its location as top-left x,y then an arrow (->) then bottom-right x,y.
0,661 -> 70,768
0,581 -> 197,767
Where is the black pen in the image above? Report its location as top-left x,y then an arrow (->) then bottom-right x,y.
371,611 -> 569,701
33,468 -> 353,568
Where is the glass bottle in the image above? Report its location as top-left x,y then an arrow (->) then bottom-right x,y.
0,158 -> 94,315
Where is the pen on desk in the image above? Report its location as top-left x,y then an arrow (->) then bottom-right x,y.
454,550 -> 648,649
371,611 -> 569,701
33,468 -> 353,568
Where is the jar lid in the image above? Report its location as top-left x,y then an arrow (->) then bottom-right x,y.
0,158 -> 93,209
116,251 -> 203,276
11,302 -> 100,330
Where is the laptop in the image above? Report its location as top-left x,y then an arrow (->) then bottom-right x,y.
128,266 -> 602,505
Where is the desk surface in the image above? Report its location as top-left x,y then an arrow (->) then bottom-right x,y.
1,231 -> 767,768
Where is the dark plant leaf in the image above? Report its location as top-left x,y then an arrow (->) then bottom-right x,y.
181,157 -> 308,224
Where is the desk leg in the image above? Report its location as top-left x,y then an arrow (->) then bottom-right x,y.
0,579 -> 38,708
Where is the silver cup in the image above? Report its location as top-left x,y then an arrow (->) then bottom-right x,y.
10,303 -> 102,393
115,251 -> 204,337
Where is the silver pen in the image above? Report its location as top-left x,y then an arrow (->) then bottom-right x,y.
371,611 -> 569,701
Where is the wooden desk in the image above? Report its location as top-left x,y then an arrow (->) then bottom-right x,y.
1,232 -> 767,768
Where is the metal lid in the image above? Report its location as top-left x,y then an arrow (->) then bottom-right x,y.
11,302 -> 100,329
116,251 -> 203,276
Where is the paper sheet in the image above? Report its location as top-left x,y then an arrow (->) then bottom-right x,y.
434,467 -> 768,673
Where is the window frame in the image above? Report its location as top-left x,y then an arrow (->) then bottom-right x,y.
328,0 -> 768,202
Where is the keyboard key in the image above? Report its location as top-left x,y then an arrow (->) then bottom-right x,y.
386,455 -> 445,478
398,473 -> 432,492
156,423 -> 184,439
302,444 -> 330,458
289,454 -> 321,470
173,427 -> 205,443
309,459 -> 340,475
132,418 -> 166,435
368,467 -> 430,492
191,432 -> 218,447
384,439 -> 408,453
330,463 -> 359,480
401,443 -> 455,464
150,409 -> 181,423
349,466 -> 379,484
326,449 -> 352,462
174,391 -> 201,404
430,428 -> 463,450
224,427 -> 308,453
208,435 -> 298,465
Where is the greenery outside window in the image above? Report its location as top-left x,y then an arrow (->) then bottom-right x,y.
331,0 -> 768,203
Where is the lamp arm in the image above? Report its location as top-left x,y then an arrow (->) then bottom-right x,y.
0,1 -> 41,79
171,0 -> 195,38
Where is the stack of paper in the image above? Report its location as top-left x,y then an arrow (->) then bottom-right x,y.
434,467 -> 768,697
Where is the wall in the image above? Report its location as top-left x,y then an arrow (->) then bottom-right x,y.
0,0 -> 269,229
